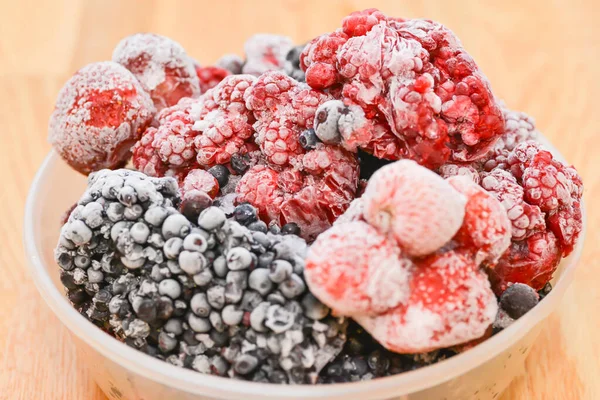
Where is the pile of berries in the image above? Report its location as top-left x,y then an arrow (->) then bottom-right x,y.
50,8 -> 583,385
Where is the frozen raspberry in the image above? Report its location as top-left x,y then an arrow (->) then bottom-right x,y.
482,106 -> 538,171
236,144 -> 359,240
301,11 -> 504,168
362,160 -> 466,257
480,169 -> 546,241
190,75 -> 257,167
132,108 -> 198,177
112,33 -> 200,110
245,71 -> 331,167
438,163 -> 481,184
181,169 -> 219,199
49,61 -> 155,174
242,34 -> 294,76
488,230 -> 562,293
342,8 -> 389,37
216,54 -> 244,75
305,221 -> 413,316
447,176 -> 511,265
194,64 -> 231,93
355,251 -> 497,353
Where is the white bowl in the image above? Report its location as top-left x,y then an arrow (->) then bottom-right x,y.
24,149 -> 585,400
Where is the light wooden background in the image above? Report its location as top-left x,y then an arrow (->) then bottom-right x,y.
0,0 -> 598,399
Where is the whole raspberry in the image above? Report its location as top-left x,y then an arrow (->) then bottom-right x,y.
438,163 -> 481,184
181,169 -> 219,199
245,71 -> 331,167
132,108 -> 198,177
488,230 -> 562,293
305,221 -> 413,316
362,160 -> 466,257
301,11 -> 505,168
354,251 -> 497,353
112,33 -> 200,110
49,62 -> 155,174
194,64 -> 231,93
447,176 -> 511,265
242,34 -> 294,76
190,75 -> 257,167
236,144 -> 359,240
480,169 -> 546,241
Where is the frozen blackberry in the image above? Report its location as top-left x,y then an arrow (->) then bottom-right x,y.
284,44 -> 306,82
499,283 -> 539,319
56,173 -> 346,383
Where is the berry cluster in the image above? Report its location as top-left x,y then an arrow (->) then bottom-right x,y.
48,8 -> 584,385
56,170 -> 346,383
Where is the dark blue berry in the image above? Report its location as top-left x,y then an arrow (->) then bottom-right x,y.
230,153 -> 250,175
281,223 -> 300,236
500,283 -> 539,319
538,282 -> 552,299
234,203 -> 258,225
136,299 -> 157,323
208,165 -> 230,188
181,192 -> 213,223
367,350 -> 390,375
299,129 -> 319,150
248,220 -> 267,233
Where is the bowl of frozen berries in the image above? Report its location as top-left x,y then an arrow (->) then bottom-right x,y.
24,9 -> 585,400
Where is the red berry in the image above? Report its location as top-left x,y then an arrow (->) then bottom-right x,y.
49,62 -> 155,174
305,221 -> 412,316
488,230 -> 562,293
438,163 -> 481,184
242,34 -> 293,76
236,144 -> 359,240
181,169 -> 219,199
112,33 -> 200,110
355,251 -> 497,353
362,160 -> 466,257
194,64 -> 231,93
447,176 -> 511,265
342,8 -> 389,37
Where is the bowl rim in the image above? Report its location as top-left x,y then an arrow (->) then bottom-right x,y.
23,149 -> 586,399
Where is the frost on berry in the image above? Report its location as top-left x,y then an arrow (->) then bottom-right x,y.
194,64 -> 231,93
112,33 -> 200,110
355,251 -> 497,353
245,71 -> 332,167
362,160 -> 466,257
447,176 -> 511,265
488,231 -> 562,293
236,144 -> 359,241
242,34 -> 294,76
305,221 -> 413,316
49,61 -> 155,175
301,10 -> 505,168
480,169 -> 545,242
438,163 -> 481,184
181,169 -> 219,199
190,75 -> 257,167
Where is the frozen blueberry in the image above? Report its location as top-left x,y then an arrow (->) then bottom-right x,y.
249,302 -> 269,332
198,207 -> 226,231
188,313 -> 211,333
234,354 -> 259,375
222,304 -> 244,326
190,293 -> 211,317
233,203 -> 258,225
268,260 -> 293,283
162,214 -> 191,240
299,129 -> 319,150
208,165 -> 230,188
158,279 -> 182,299
500,283 -> 539,319
158,331 -> 178,353
314,100 -> 346,144
301,293 -> 329,320
181,192 -> 213,223
230,153 -> 250,175
281,223 -> 301,236
248,269 -> 273,296
226,247 -> 253,270
247,220 -> 268,233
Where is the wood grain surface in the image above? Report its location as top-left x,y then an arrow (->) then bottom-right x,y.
0,0 -> 598,399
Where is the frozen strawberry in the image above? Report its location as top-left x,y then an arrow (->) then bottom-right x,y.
194,64 -> 231,93
190,75 -> 257,167
181,169 -> 219,199
242,34 -> 294,76
49,61 -> 155,174
355,251 -> 497,353
488,230 -> 562,293
447,176 -> 511,265
112,33 -> 200,110
245,71 -> 331,167
362,160 -> 466,257
480,169 -> 546,241
236,144 -> 359,240
305,221 -> 413,316
301,10 -> 505,168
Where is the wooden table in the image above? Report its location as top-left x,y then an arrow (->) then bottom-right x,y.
1,0 -> 598,398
